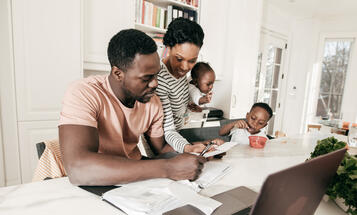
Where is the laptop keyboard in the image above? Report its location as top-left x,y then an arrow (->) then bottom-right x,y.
232,206 -> 252,215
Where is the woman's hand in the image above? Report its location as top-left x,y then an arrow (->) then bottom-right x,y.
187,103 -> 202,112
184,143 -> 207,153
210,138 -> 225,146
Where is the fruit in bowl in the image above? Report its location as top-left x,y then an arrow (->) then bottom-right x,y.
249,136 -> 268,148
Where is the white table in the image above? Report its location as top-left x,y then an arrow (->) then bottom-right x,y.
0,133 -> 348,215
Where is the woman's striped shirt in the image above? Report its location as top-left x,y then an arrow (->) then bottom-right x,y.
156,62 -> 190,152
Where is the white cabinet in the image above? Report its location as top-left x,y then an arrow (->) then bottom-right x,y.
18,121 -> 59,183
12,0 -> 82,122
0,0 -> 82,185
83,0 -> 135,72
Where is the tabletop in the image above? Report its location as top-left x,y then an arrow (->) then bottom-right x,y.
0,133 -> 349,215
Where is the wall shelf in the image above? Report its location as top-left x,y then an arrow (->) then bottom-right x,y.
147,0 -> 198,11
135,23 -> 166,34
83,61 -> 111,72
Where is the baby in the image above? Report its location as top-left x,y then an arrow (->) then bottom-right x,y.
219,103 -> 273,144
188,62 -> 215,112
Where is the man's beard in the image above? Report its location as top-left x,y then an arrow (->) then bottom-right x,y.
122,83 -> 152,104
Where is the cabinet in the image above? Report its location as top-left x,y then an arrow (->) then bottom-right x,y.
83,0 -> 135,73
0,0 -> 82,185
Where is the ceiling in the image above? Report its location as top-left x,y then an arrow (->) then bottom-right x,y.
267,0 -> 357,18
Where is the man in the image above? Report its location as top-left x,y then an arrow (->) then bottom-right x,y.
59,29 -> 206,186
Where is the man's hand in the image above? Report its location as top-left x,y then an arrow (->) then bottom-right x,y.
166,153 -> 207,181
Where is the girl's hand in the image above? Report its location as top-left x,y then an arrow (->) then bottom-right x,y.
234,120 -> 249,129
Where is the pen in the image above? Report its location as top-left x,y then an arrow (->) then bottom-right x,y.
201,113 -> 207,128
200,141 -> 213,156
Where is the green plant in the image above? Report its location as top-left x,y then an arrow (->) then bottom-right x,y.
308,137 -> 357,215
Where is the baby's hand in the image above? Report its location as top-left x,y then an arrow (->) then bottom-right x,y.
201,92 -> 212,104
234,120 -> 249,129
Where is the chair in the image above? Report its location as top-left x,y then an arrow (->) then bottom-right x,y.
331,128 -> 347,136
36,142 -> 46,158
307,124 -> 321,132
32,139 -> 66,182
179,118 -> 244,143
274,130 -> 286,138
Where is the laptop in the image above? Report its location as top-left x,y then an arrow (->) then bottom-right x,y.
164,148 -> 346,215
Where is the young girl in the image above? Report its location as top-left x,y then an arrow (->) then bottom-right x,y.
219,103 -> 273,144
188,62 -> 215,111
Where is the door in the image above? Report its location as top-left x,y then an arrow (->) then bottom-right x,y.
254,31 -> 287,135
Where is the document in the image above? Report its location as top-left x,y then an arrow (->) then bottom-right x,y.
179,161 -> 231,192
102,178 -> 222,215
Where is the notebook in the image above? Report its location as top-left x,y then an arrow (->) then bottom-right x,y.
164,148 -> 347,215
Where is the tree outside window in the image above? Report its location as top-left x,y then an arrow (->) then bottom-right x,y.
316,39 -> 353,119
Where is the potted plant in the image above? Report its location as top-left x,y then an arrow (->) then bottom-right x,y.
308,137 -> 357,215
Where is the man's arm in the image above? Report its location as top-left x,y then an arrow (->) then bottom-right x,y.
59,124 -> 206,186
145,135 -> 174,155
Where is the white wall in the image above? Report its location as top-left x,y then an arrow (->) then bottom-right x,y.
0,0 -> 22,186
285,18 -> 320,135
261,2 -> 293,36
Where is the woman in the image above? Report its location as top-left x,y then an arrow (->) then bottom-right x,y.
156,18 -> 222,153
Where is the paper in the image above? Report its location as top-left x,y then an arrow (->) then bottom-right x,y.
196,161 -> 231,188
102,186 -> 181,215
169,182 -> 222,215
104,175 -> 226,215
202,142 -> 238,158
179,161 -> 231,192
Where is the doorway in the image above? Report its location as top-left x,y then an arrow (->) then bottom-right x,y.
254,30 -> 288,135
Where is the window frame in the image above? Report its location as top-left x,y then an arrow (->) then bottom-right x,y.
311,32 -> 356,122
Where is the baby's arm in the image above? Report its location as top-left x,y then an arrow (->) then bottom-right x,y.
219,119 -> 248,136
198,92 -> 212,105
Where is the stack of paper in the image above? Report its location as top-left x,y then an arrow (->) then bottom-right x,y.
102,184 -> 181,215
102,178 -> 222,215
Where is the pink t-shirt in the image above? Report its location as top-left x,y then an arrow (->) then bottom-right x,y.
59,75 -> 164,160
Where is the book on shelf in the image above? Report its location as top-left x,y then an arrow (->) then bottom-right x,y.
136,0 -> 167,29
136,0 -> 199,30
167,5 -> 197,25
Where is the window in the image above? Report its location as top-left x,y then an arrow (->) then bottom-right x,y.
316,39 -> 354,119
